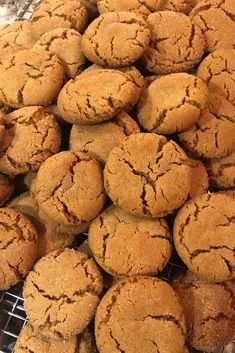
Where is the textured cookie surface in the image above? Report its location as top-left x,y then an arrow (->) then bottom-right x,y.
0,21 -> 36,50
23,249 -> 103,339
188,158 -> 208,199
137,73 -> 208,134
95,276 -> 186,353
0,173 -> 14,206
104,133 -> 191,218
0,208 -> 38,290
173,193 -> 235,282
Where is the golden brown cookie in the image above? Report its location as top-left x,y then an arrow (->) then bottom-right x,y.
95,276 -> 187,353
0,173 -> 14,206
173,193 -> 235,282
197,49 -> 235,105
57,68 -> 138,124
190,0 -> 235,52
34,151 -> 106,225
0,48 -> 65,108
88,205 -> 172,277
0,21 -> 36,50
188,158 -> 208,199
156,0 -> 187,12
97,0 -> 159,17
0,106 -> 61,176
23,249 -> 103,339
137,73 -> 208,134
104,133 -> 191,218
172,272 -> 235,352
0,207 -> 38,290
142,11 -> 205,75
69,112 -> 140,164
179,93 -> 235,159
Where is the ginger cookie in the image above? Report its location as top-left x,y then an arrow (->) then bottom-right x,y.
190,0 -> 235,52
172,271 -> 235,352
69,112 -> 140,165
137,73 -> 208,135
173,193 -> 235,282
95,276 -> 187,353
97,0 -> 159,17
142,11 -> 205,75
34,28 -> 86,79
104,133 -> 191,218
197,49 -> 235,105
0,48 -> 65,108
57,68 -> 138,124
155,0 -> 187,12
34,151 -> 106,225
88,205 -> 172,277
0,173 -> 14,206
0,106 -> 61,176
0,207 -> 38,290
188,158 -> 208,199
179,93 -> 235,159
23,249 -> 103,339
0,21 -> 36,50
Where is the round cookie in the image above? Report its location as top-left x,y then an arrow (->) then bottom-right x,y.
172,272 -> 235,352
95,276 -> 187,353
23,249 -> 103,339
0,21 -> 36,50
0,106 -> 61,176
188,158 -> 208,199
190,0 -> 235,52
69,112 -> 140,164
173,192 -> 235,282
88,205 -> 172,277
137,73 -> 208,134
81,11 -> 150,67
0,48 -> 65,108
142,11 -> 205,75
34,151 -> 106,225
197,49 -> 235,106
179,93 -> 235,159
104,133 -> 191,218
34,28 -> 86,79
0,207 -> 38,290
0,173 -> 14,206
57,68 -> 138,124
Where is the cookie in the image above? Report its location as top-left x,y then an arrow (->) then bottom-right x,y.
197,49 -> 235,105
88,205 -> 172,277
69,112 -> 140,164
34,151 -> 106,225
0,106 -> 61,176
142,11 -> 205,75
188,158 -> 208,199
0,21 -> 36,50
0,207 -> 38,290
0,173 -> 14,206
0,48 -> 65,108
34,28 -> 86,79
104,133 -> 191,218
173,193 -> 235,282
137,73 -> 208,134
57,69 -> 138,124
95,276 -> 187,353
205,149 -> 235,188
190,0 -> 235,52
155,0 -> 187,12
23,249 -> 103,339
185,0 -> 201,14
97,0 -> 159,17
172,272 -> 235,352
179,93 -> 235,159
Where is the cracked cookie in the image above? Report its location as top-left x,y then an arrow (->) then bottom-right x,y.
137,73 -> 208,135
173,192 -> 235,282
0,173 -> 14,206
142,11 -> 205,75
190,0 -> 235,52
104,133 -> 191,218
88,204 -> 172,277
0,106 -> 61,176
155,0 -> 187,12
97,0 -> 160,17
0,207 -> 38,290
0,21 -> 36,50
172,271 -> 235,352
178,93 -> 235,159
197,49 -> 235,106
95,276 -> 187,353
57,68 -> 138,124
34,28 -> 86,79
188,158 -> 209,199
81,11 -> 150,67
23,248 -> 103,339
34,151 -> 106,225
0,48 -> 65,108
69,112 -> 140,165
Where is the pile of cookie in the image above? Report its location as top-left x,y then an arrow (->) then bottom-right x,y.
0,0 -> 234,352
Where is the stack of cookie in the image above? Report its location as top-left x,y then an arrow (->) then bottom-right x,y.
0,0 -> 234,352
